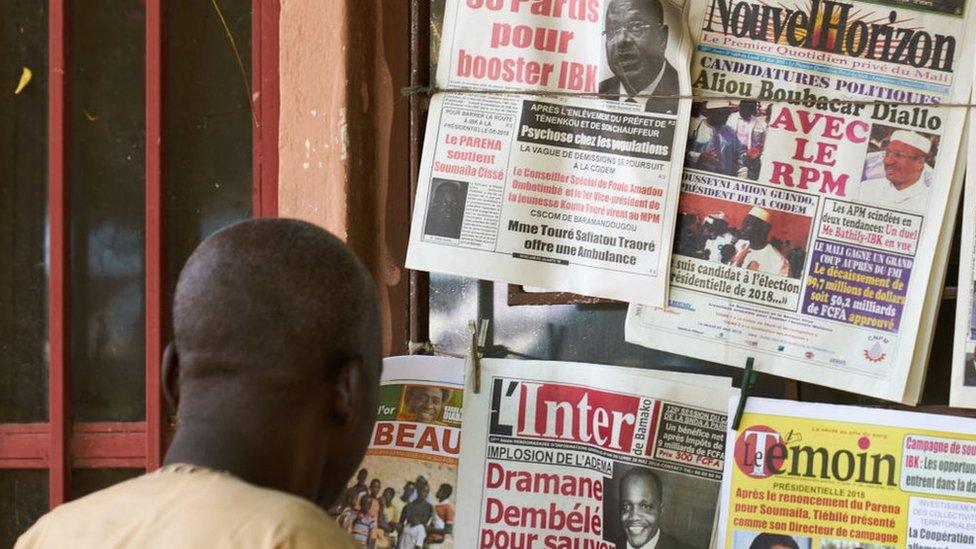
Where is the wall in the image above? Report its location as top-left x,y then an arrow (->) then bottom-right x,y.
277,0 -> 411,355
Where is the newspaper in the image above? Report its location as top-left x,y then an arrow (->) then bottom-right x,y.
951,92 -> 976,408
455,359 -> 732,548
626,0 -> 976,402
406,0 -> 695,305
717,396 -> 976,549
331,356 -> 464,548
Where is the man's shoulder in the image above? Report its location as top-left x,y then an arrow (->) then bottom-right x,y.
599,76 -> 619,94
658,530 -> 694,549
17,470 -> 354,549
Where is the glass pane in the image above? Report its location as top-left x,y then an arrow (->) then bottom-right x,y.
163,0 -> 252,340
70,468 -> 143,500
430,276 -> 789,395
0,2 -> 48,422
69,2 -> 146,422
0,470 -> 47,547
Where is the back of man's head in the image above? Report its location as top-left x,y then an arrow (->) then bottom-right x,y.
167,218 -> 381,505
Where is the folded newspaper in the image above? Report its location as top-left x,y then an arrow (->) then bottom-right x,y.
455,359 -> 732,549
718,396 -> 976,549
406,0 -> 695,306
330,356 -> 465,548
627,0 -> 976,402
951,92 -> 976,408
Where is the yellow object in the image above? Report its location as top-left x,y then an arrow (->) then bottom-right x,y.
14,67 -> 32,94
15,463 -> 356,548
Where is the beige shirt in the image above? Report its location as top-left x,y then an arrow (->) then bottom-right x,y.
15,463 -> 356,549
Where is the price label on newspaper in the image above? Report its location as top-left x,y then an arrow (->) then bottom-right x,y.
718,397 -> 976,549
627,0 -> 976,402
406,0 -> 696,305
455,359 -> 732,549
331,356 -> 465,548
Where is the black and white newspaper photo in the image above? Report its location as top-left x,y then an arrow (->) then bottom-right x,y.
406,0 -> 694,305
627,0 -> 976,402
454,359 -> 732,549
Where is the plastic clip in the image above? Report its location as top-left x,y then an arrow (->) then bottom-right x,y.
731,357 -> 757,431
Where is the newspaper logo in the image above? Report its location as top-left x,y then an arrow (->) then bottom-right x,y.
489,378 -> 644,453
734,426 -> 898,485
863,335 -> 890,363
733,425 -> 785,479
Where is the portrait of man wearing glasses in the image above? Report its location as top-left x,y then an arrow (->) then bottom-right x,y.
859,130 -> 934,213
599,0 -> 679,114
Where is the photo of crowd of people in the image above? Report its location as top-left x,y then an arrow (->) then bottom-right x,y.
673,193 -> 812,279
328,381 -> 463,548
686,100 -> 768,180
859,124 -> 939,214
330,469 -> 455,549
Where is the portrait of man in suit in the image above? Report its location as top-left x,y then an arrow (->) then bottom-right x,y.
617,468 -> 691,549
599,0 -> 679,114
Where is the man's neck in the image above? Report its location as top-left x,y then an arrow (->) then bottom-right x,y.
621,60 -> 665,97
164,421 -> 310,499
891,179 -> 919,191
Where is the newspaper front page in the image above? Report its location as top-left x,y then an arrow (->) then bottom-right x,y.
717,396 -> 976,549
626,0 -> 976,401
406,0 -> 694,305
455,359 -> 732,548
331,356 -> 464,548
950,93 -> 976,408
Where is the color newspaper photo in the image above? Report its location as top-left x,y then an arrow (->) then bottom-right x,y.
718,397 -> 976,549
674,193 -> 811,279
627,0 -> 976,403
330,356 -> 464,549
686,100 -> 768,181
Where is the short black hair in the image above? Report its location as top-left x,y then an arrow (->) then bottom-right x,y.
749,533 -> 800,549
619,467 -> 663,502
173,218 -> 381,404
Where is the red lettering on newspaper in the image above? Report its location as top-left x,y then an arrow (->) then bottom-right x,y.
490,379 -> 644,452
371,421 -> 460,455
766,107 -> 870,198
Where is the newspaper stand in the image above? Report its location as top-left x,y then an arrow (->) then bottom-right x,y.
731,357 -> 757,431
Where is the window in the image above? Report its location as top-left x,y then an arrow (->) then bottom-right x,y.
0,1 -> 278,544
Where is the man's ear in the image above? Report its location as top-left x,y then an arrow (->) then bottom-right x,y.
331,358 -> 363,426
162,343 -> 180,413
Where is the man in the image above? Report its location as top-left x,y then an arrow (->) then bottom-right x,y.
725,100 -> 766,180
617,468 -> 689,549
599,0 -> 679,114
17,219 -> 382,548
425,483 -> 455,545
699,213 -> 735,263
375,488 -> 400,549
859,130 -> 933,213
352,479 -> 384,547
398,482 -> 434,548
747,533 -> 800,549
342,468 -> 371,513
423,180 -> 465,239
686,101 -> 745,176
402,385 -> 449,423
730,207 -> 790,277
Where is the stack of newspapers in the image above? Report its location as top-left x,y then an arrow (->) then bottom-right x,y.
406,0 -> 976,406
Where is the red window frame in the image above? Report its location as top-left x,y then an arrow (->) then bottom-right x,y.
0,0 -> 279,509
